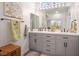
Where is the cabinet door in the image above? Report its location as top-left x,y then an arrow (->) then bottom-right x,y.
56,36 -> 65,56
35,36 -> 43,52
66,36 -> 79,56
29,33 -> 36,50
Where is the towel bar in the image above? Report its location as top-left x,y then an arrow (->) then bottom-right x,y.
0,18 -> 24,22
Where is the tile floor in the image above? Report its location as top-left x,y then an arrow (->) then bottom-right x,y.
25,50 -> 48,56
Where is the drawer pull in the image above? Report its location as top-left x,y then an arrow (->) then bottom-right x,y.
64,42 -> 66,47
66,42 -> 67,47
46,36 -> 51,37
46,40 -> 51,42
63,37 -> 68,39
47,44 -> 51,46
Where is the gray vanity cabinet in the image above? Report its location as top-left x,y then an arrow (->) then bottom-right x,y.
42,35 -> 56,55
29,33 -> 79,56
66,36 -> 79,56
29,33 -> 56,55
29,33 -> 36,50
56,35 -> 79,56
35,36 -> 44,52
56,36 -> 65,56
29,33 -> 44,52
35,33 -> 56,55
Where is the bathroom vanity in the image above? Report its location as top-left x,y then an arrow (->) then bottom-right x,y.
29,31 -> 79,56
29,2 -> 79,56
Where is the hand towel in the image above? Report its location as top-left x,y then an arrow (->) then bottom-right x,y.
10,20 -> 21,40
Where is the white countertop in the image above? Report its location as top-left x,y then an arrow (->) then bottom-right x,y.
29,31 -> 79,36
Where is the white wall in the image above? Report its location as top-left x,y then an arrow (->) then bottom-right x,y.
0,2 -> 43,55
69,2 -> 79,32
0,2 -> 28,55
0,3 -> 13,47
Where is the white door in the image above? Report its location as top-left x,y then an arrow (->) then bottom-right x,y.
66,36 -> 79,56
56,36 -> 65,56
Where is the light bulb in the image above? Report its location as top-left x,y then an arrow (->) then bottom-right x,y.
55,5 -> 57,8
62,3 -> 64,7
58,4 -> 61,7
52,6 -> 54,8
56,11 -> 59,14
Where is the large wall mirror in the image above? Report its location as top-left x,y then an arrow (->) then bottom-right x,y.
30,13 -> 39,31
45,7 -> 70,32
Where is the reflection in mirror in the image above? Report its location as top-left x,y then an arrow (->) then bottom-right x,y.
30,13 -> 39,31
46,7 -> 69,32
48,20 -> 61,32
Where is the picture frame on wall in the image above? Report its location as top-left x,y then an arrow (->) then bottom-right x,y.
3,2 -> 23,19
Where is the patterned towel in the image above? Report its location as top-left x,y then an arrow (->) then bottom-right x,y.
10,20 -> 21,40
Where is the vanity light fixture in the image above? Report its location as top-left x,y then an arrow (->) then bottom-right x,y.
40,2 -> 68,10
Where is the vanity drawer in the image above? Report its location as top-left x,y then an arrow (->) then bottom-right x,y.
44,34 -> 56,38
35,33 -> 45,37
29,33 -> 36,37
43,42 -> 56,50
43,44 -> 56,49
43,48 -> 56,55
44,39 -> 56,45
62,36 -> 74,40
36,33 -> 56,38
57,35 -> 79,40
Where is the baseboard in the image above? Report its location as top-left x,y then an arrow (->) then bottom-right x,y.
23,50 -> 30,56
